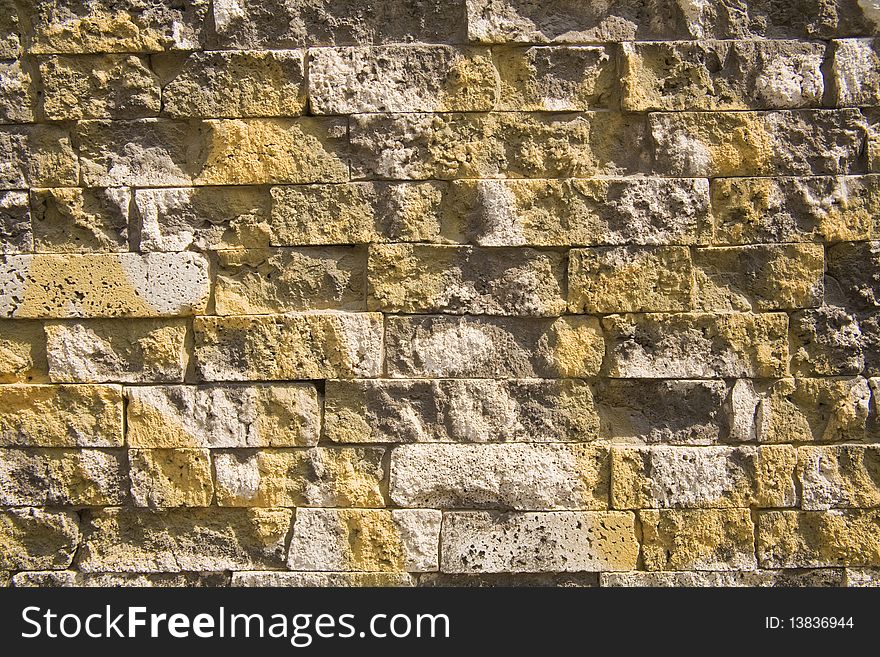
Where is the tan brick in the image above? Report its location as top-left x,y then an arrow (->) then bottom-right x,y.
798,445 -> 880,510
0,125 -> 78,189
0,59 -> 35,123
129,449 -> 214,507
0,508 -> 79,570
0,448 -> 125,505
30,188 -> 129,253
759,510 -> 880,567
0,321 -> 47,383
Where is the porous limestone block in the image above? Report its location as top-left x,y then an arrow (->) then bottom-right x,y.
0,125 -> 79,189
129,449 -> 214,507
831,38 -> 880,106
568,246 -> 693,313
845,568 -> 880,586
193,313 -> 384,381
232,572 -> 415,587
39,55 -> 160,119
594,379 -> 729,445
790,307 -> 864,376
0,0 -> 21,58
215,247 -> 366,314
827,241 -> 880,311
0,384 -> 122,447
641,509 -> 757,571
13,572 -> 229,587
440,511 -> 638,573
603,312 -> 789,378
126,384 -> 320,448
600,570 -> 844,587
418,572 -> 599,586
710,176 -> 878,245
163,50 -> 306,118
309,45 -> 498,113
622,40 -> 825,111
30,188 -> 129,253
45,319 -> 188,383
368,244 -> 565,316
78,508 -> 293,572
0,191 -> 32,254
350,112 -> 648,179
650,110 -> 866,177
0,321 -> 46,383
0,253 -> 210,318
324,378 -> 599,444
390,443 -> 609,510
797,445 -> 880,510
213,447 -> 385,507
386,315 -> 604,378
758,510 -> 880,567
693,244 -> 824,312
611,446 -> 797,509
0,59 -> 35,122
0,508 -> 79,570
288,508 -> 441,572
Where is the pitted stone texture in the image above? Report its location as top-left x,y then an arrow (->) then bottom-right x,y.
790,307 -> 864,376
0,191 -> 32,254
650,110 -> 866,177
612,446 -> 797,509
0,0 -> 20,58
163,50 -> 306,118
0,60 -> 35,123
390,444 -> 609,510
310,46 -> 498,113
232,572 -> 415,587
603,312 -> 789,378
595,379 -> 729,445
568,246 -> 693,313
126,384 -> 319,448
0,508 -> 79,570
418,572 -> 599,586
350,112 -> 648,180
0,321 -> 47,383
129,448 -> 213,507
494,46 -> 615,110
216,248 -> 366,315
0,448 -> 125,506
213,0 -> 466,48
325,379 -> 599,444
134,187 -> 271,251
0,125 -> 78,189
446,178 -> 712,246
289,508 -> 441,572
269,183 -> 447,246
693,244 -> 824,312
13,572 -> 229,587
827,241 -> 880,311
26,0 -> 208,53
78,508 -> 292,572
386,315 -> 604,378
193,313 -> 384,381
641,509 -> 757,571
798,445 -> 880,510
369,244 -> 565,316
45,319 -> 188,383
759,510 -> 880,567
622,40 -> 825,111
39,55 -> 160,120
214,447 -> 385,507
0,253 -> 210,318
845,568 -> 880,586
193,118 -> 349,185
30,188 -> 129,253
710,176 -> 878,245
440,511 -> 638,573
831,38 -> 880,106
600,570 -> 844,587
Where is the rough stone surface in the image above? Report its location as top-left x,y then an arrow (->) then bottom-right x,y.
0,59 -> 35,123
0,508 -> 80,570
232,572 -> 415,587
0,191 -> 31,254
0,321 -> 47,383
0,125 -> 79,189
831,38 -> 880,106
129,449 -> 214,507
30,188 -> 129,253
12,572 -> 229,587
600,570 -> 844,587
797,445 -> 880,510
759,510 -> 880,567
790,307 -> 865,376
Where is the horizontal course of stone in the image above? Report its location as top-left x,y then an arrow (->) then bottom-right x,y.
2,0 -> 880,588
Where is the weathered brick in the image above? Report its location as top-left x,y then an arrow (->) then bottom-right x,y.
0,191 -> 32,254
45,319 -> 188,383
0,508 -> 79,570
214,447 -> 385,507
390,444 -> 608,510
30,188 -> 129,253
0,321 -> 47,383
845,568 -> 880,586
759,510 -> 880,567
289,508 -> 441,572
0,59 -> 35,123
831,38 -> 880,106
193,313 -> 384,381
612,446 -> 796,510
440,511 -> 638,573
0,0 -> 20,58
603,312 -> 789,378
828,241 -> 880,311
0,384 -> 122,447
798,445 -> 880,510
129,448 -> 213,507
790,307 -> 864,375
693,244 -> 824,312
13,572 -> 229,587
568,246 -> 692,313
600,570 -> 844,587
126,384 -> 319,448
310,45 -> 497,113
163,50 -> 306,118
641,509 -> 757,571
369,244 -> 564,316
650,110 -> 866,177
77,508 -> 292,572
232,572 -> 415,587
0,253 -> 210,318
0,125 -> 78,189
350,112 -> 647,180
215,247 -> 366,315
386,315 -> 604,378
39,55 -> 160,120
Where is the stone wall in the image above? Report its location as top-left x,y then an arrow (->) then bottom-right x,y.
2,0 -> 880,588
